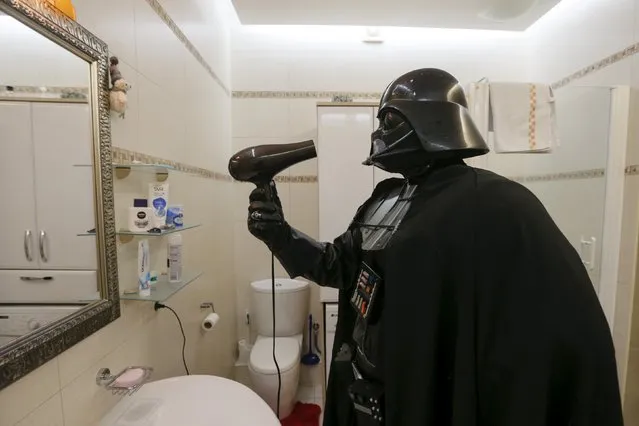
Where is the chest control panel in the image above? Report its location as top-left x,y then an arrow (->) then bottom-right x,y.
351,262 -> 381,320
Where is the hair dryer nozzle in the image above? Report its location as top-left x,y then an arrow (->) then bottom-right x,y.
228,140 -> 317,185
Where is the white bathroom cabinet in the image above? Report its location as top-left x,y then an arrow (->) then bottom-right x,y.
323,303 -> 339,386
0,101 -> 96,273
317,104 -> 399,303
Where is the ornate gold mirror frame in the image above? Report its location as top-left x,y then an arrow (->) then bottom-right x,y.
0,0 -> 119,390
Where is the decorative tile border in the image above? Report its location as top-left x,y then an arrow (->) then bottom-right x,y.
508,168 -> 605,183
275,175 -> 318,183
233,91 -> 382,99
551,43 -> 639,90
1,84 -> 88,99
144,0 -> 230,97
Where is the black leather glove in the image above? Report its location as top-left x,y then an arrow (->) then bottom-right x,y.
247,182 -> 292,252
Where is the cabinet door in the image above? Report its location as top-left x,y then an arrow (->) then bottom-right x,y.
371,107 -> 402,186
324,303 -> 339,386
32,103 -> 96,270
0,270 -> 99,303
0,102 -> 38,269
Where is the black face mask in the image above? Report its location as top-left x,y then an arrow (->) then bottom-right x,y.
363,112 -> 431,176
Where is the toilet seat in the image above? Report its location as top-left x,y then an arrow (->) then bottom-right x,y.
250,337 -> 300,375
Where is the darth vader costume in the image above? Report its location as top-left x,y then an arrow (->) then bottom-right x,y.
247,69 -> 623,425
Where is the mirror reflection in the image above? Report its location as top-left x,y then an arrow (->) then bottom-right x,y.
0,11 -> 98,346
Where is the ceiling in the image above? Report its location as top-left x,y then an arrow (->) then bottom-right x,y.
231,0 -> 562,31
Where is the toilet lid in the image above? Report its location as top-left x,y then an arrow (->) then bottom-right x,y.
250,337 -> 299,375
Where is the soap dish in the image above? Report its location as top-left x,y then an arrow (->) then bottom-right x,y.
96,366 -> 153,396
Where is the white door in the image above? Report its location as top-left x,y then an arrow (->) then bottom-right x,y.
318,106 -> 375,241
0,102 -> 38,269
318,106 -> 374,301
371,107 -> 402,185
32,103 -> 96,270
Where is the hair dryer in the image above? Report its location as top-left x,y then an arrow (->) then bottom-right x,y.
228,140 -> 317,190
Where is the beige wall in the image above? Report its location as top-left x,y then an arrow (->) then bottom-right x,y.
0,0 -> 237,425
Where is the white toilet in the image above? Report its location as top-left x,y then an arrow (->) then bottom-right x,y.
248,278 -> 309,419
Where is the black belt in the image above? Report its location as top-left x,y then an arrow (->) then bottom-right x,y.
349,375 -> 384,425
336,344 -> 385,425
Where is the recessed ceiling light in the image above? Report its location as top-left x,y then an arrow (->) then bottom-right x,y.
362,27 -> 384,44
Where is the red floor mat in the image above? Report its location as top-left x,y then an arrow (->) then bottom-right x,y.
281,402 -> 322,426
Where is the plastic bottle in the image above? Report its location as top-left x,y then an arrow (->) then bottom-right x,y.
167,234 -> 182,283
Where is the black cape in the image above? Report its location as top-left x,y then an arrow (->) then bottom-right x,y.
322,164 -> 622,426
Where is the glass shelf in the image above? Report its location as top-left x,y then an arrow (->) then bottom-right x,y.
74,163 -> 173,181
74,163 -> 174,172
121,271 -> 203,302
77,224 -> 201,237
113,163 -> 174,173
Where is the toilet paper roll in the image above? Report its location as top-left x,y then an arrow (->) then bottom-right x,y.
201,313 -> 220,331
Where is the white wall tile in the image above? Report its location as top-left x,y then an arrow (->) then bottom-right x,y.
618,176 -> 639,286
288,100 -> 319,142
14,393 -> 64,426
232,26 -> 530,92
133,0 -> 187,94
0,359 -> 60,426
232,52 -> 291,91
232,99 -> 290,138
57,302 -> 149,387
158,0 -> 234,90
60,321 -> 157,426
75,0 -> 138,69
527,0 -> 636,83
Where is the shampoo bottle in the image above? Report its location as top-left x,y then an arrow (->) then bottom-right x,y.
167,233 -> 182,283
149,183 -> 169,228
138,239 -> 151,297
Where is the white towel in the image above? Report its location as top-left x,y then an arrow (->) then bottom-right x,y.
466,82 -> 491,141
489,82 -> 558,153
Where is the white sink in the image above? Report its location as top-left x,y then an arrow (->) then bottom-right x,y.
100,375 -> 280,426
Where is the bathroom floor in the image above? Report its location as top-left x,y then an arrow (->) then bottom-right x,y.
297,384 -> 323,405
296,385 -> 324,424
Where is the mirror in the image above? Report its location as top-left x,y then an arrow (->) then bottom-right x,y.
0,0 -> 119,390
0,10 -> 96,342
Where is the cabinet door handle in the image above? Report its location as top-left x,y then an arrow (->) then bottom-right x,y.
20,276 -> 54,281
39,230 -> 48,262
24,230 -> 33,261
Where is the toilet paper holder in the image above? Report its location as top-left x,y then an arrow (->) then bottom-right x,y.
200,302 -> 215,312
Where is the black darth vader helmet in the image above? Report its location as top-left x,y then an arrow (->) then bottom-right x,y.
364,68 -> 489,176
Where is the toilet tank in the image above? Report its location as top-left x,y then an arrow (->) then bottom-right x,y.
250,279 -> 309,337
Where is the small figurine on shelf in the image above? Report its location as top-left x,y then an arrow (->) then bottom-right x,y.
109,56 -> 131,119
